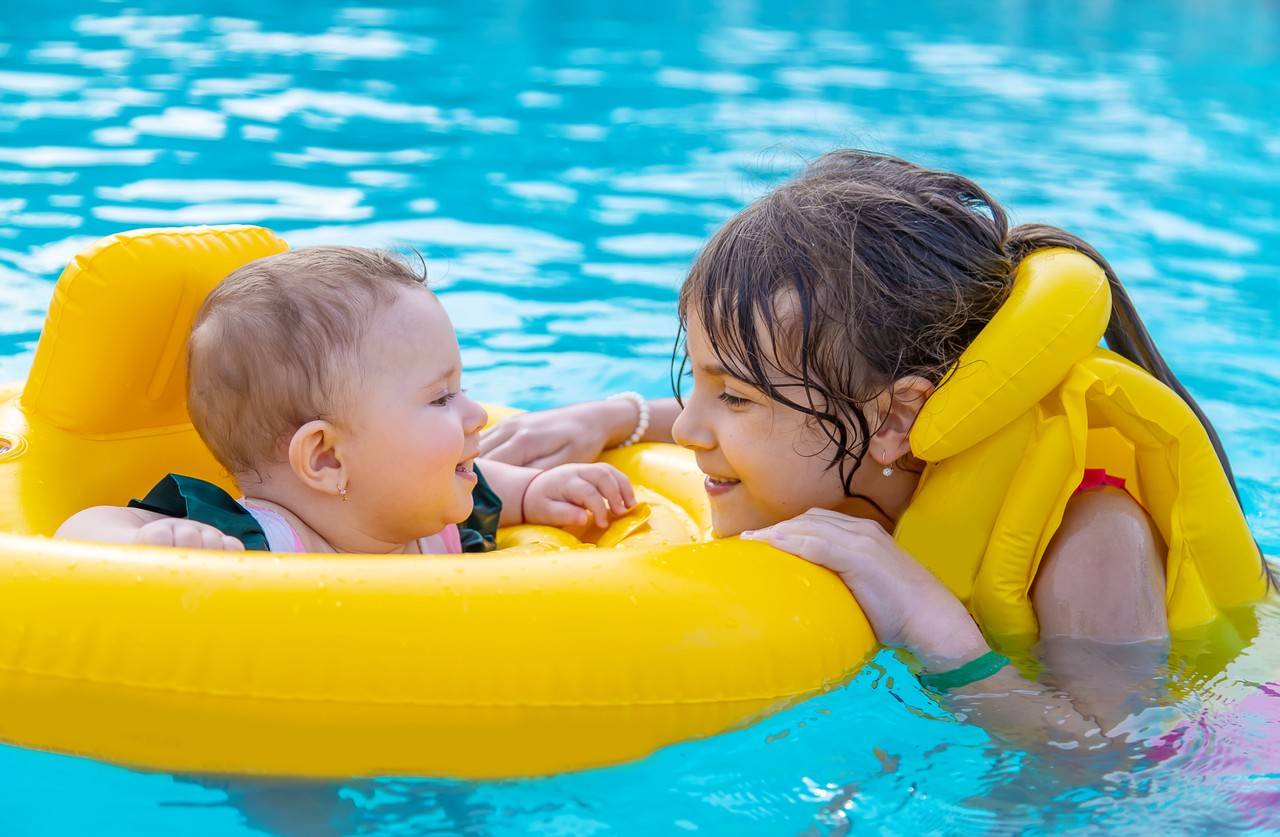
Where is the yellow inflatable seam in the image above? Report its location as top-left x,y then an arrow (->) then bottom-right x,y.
39,421 -> 208,444
0,663 -> 839,708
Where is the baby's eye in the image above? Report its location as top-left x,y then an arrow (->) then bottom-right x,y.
718,392 -> 751,409
431,390 -> 458,407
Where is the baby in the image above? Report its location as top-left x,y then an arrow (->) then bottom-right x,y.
57,246 -> 636,553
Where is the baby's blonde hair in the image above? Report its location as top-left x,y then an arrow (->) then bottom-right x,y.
188,246 -> 426,477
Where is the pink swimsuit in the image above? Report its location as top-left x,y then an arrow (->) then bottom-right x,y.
240,501 -> 462,554
1074,468 -> 1134,499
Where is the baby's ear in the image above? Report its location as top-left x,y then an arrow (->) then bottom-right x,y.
870,376 -> 935,466
288,419 -> 345,496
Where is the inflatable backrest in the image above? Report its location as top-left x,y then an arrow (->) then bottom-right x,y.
0,227 -> 289,534
910,248 -> 1111,461
21,226 -> 289,436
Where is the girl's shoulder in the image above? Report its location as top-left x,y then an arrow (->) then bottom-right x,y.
1032,488 -> 1168,642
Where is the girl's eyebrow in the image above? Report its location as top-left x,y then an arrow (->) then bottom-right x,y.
701,362 -> 768,392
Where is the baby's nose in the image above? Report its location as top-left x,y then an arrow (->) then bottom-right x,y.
464,396 -> 489,434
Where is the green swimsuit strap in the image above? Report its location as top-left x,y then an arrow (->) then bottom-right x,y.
459,464 -> 502,553
132,468 -> 502,555
129,474 -> 271,551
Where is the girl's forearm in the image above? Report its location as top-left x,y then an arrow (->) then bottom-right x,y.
591,397 -> 681,448
640,397 -> 680,444
945,666 -> 1103,749
937,638 -> 1167,754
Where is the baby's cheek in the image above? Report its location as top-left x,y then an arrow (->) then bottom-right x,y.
419,427 -> 461,467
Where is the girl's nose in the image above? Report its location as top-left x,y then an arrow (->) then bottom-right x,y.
671,399 -> 714,452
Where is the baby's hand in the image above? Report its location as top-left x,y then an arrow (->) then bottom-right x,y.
134,518 -> 245,551
742,508 -> 988,669
522,463 -> 637,529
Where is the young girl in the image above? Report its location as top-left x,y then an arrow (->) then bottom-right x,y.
481,151 -> 1271,734
58,246 -> 636,554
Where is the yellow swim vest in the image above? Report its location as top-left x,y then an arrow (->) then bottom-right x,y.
0,226 -> 874,779
897,248 -> 1269,640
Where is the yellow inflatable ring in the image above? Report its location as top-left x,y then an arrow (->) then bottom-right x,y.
0,226 -> 875,779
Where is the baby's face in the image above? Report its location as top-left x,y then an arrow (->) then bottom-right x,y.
671,312 -> 869,537
340,287 -> 488,542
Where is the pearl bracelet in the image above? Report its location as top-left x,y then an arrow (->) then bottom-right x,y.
607,391 -> 650,448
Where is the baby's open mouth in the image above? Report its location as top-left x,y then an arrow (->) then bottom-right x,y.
456,459 -> 476,476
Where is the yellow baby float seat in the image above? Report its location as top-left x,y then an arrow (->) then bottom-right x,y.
0,226 -> 874,779
899,248 -> 1271,643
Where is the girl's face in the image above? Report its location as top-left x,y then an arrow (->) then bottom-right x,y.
671,311 -> 862,537
340,287 -> 488,542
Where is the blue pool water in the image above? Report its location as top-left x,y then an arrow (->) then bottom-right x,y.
2,1 -> 1279,833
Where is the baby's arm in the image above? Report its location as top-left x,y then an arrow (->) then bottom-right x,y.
474,460 -> 540,526
56,506 -> 245,550
477,459 -> 636,528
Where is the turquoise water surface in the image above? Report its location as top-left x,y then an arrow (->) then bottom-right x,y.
2,1 -> 1279,834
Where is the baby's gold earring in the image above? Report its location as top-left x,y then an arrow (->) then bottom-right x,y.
339,485 -> 349,502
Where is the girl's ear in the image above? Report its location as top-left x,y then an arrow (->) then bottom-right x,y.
869,376 -> 935,466
288,419 -> 346,497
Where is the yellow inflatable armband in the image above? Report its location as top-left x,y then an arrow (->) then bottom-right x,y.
0,226 -> 875,779
898,248 -> 1268,640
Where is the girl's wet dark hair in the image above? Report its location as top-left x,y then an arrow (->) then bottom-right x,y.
674,149 -> 1249,523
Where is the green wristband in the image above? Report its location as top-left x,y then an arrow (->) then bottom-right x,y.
918,650 -> 1009,693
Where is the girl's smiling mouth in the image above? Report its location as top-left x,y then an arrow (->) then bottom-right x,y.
703,474 -> 741,496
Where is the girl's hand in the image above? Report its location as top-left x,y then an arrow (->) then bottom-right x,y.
522,463 -> 637,528
742,508 -> 988,669
479,401 -> 641,469
134,517 -> 245,551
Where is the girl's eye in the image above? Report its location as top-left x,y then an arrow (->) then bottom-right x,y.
718,392 -> 751,409
431,391 -> 458,407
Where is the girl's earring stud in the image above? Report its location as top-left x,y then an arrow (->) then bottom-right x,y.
339,485 -> 349,502
882,467 -> 894,478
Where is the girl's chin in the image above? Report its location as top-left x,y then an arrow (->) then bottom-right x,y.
708,494 -> 792,538
707,505 -> 754,539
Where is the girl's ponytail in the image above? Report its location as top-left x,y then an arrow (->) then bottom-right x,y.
1003,224 -> 1242,499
